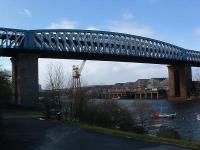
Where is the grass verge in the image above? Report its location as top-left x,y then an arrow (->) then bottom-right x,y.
22,111 -> 44,118
22,111 -> 200,149
64,120 -> 200,150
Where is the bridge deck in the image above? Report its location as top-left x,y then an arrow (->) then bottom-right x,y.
0,27 -> 200,66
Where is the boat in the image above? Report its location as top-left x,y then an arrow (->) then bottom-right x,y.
151,112 -> 176,119
196,114 -> 200,121
151,106 -> 176,119
151,123 -> 162,128
112,96 -> 120,100
158,113 -> 176,119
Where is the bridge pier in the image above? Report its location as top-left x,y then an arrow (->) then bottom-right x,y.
168,64 -> 192,100
11,54 -> 38,107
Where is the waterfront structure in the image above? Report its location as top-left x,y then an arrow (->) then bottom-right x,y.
101,78 -> 167,100
0,28 -> 200,106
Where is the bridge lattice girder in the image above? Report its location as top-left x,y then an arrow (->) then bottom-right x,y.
0,28 -> 200,64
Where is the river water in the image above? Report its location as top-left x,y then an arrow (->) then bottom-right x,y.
116,99 -> 200,141
61,97 -> 200,141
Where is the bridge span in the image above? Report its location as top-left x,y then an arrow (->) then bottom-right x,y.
0,27 -> 199,107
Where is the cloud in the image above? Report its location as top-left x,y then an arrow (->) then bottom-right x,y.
47,20 -> 77,29
122,12 -> 134,20
0,57 -> 11,70
83,62 -> 167,86
194,27 -> 200,36
46,16 -> 158,39
108,20 -> 159,38
102,14 -> 162,39
87,26 -> 99,30
19,9 -> 32,18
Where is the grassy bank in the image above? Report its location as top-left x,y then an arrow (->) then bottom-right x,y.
23,111 -> 200,149
64,120 -> 200,150
22,110 -> 44,118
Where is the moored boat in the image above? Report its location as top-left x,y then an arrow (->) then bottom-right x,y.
196,114 -> 200,121
151,112 -> 176,119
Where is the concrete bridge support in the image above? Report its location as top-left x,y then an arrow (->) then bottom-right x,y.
11,54 -> 38,107
168,64 -> 192,100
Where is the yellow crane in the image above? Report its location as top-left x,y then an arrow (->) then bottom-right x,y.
71,60 -> 86,89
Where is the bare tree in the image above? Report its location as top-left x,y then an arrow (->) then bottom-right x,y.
45,63 -> 67,111
132,102 -> 153,130
46,63 -> 66,90
0,64 -> 12,106
194,72 -> 200,81
191,71 -> 200,97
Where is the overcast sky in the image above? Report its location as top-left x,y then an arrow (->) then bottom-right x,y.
0,0 -> 200,88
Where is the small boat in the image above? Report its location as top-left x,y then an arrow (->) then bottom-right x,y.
112,96 -> 120,100
196,114 -> 200,121
151,105 -> 176,119
158,113 -> 176,119
151,112 -> 176,119
151,123 -> 162,128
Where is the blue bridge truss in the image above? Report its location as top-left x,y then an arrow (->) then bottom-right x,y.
0,27 -> 200,66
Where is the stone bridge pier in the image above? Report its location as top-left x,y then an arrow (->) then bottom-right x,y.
11,54 -> 38,107
168,64 -> 192,100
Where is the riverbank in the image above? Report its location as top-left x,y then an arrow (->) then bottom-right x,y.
63,119 -> 200,150
20,109 -> 200,150
1,109 -> 194,150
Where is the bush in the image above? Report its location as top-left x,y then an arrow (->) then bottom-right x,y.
113,104 -> 135,131
83,100 -> 135,131
66,88 -> 89,121
93,100 -> 120,128
41,97 -> 58,119
0,69 -> 12,106
132,126 -> 147,134
157,126 -> 181,139
65,94 -> 136,132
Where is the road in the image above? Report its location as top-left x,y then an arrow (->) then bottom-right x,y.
0,110 -> 192,150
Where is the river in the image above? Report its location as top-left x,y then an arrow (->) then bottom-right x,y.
61,97 -> 200,141
116,99 -> 200,141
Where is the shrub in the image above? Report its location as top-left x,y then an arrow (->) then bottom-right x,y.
65,96 -> 136,132
84,100 -> 135,131
41,97 -> 58,119
66,88 -> 89,121
157,126 -> 181,139
132,126 -> 147,134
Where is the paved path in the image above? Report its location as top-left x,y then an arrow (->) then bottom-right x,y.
0,110 -> 192,150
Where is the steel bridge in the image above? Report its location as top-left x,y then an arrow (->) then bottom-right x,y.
0,27 -> 200,66
0,27 -> 199,107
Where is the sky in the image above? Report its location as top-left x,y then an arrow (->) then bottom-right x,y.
1,0 -> 200,88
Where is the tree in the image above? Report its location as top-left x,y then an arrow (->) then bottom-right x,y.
132,102 -> 153,130
191,71 -> 200,97
44,63 -> 66,112
0,65 -> 12,106
66,88 -> 89,121
194,71 -> 200,81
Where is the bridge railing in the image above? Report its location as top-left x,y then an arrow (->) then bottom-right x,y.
185,49 -> 200,63
0,28 -> 26,48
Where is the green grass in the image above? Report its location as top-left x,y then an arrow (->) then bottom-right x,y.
64,120 -> 200,150
22,111 -> 44,118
